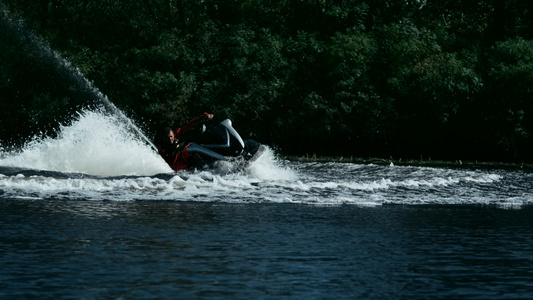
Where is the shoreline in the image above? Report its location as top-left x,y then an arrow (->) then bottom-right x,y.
283,155 -> 533,170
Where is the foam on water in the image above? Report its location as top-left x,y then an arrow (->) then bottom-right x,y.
0,159 -> 530,207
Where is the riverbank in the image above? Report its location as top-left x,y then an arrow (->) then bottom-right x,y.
283,154 -> 533,170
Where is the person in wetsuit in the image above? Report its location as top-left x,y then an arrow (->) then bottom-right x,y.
158,112 -> 214,171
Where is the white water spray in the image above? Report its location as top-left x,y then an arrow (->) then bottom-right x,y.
0,109 -> 171,176
246,148 -> 298,181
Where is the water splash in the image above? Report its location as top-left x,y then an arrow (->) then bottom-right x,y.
0,108 -> 171,176
246,148 -> 298,181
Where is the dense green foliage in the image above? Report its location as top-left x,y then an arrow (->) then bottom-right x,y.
2,0 -> 533,161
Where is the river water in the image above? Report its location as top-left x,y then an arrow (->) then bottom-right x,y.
2,110 -> 533,299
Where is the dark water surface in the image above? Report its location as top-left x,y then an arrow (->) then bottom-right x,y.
2,199 -> 533,299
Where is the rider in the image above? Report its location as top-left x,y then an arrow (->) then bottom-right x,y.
158,112 -> 214,171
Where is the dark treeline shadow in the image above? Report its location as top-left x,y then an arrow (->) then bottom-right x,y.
2,1 -> 533,162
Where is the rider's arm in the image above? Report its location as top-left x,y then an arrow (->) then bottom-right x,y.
175,113 -> 213,138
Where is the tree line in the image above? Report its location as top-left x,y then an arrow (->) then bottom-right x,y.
2,0 -> 533,162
